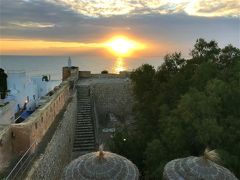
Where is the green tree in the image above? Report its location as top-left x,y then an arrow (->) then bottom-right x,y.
110,39 -> 240,178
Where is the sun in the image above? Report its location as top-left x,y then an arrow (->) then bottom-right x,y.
105,36 -> 144,57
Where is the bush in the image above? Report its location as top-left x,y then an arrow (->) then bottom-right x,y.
101,70 -> 108,74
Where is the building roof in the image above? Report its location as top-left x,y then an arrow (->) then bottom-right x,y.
63,151 -> 139,180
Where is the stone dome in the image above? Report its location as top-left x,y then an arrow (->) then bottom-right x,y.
63,151 -> 139,180
163,156 -> 238,180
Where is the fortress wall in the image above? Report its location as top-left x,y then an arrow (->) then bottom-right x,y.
11,82 -> 70,154
26,94 -> 76,180
79,71 -> 131,79
92,80 -> 134,121
0,81 -> 71,171
79,71 -> 91,78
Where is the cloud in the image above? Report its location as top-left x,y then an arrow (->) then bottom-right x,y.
0,0 -> 239,56
48,0 -> 240,17
185,0 -> 240,17
10,22 -> 55,28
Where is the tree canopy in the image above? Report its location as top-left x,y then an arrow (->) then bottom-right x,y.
110,38 -> 240,179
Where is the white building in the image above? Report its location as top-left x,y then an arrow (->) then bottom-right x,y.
6,70 -> 61,114
0,100 -> 16,125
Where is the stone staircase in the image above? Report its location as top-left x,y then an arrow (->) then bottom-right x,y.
72,86 -> 96,159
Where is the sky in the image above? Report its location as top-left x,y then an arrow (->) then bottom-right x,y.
0,0 -> 239,57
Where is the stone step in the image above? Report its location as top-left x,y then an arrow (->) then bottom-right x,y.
76,125 -> 93,130
75,129 -> 94,133
77,117 -> 91,120
72,146 -> 95,152
76,123 -> 93,126
74,133 -> 94,137
74,136 -> 95,140
77,116 -> 91,119
76,119 -> 92,122
75,123 -> 93,126
76,121 -> 92,123
74,134 -> 94,138
76,122 -> 92,125
77,112 -> 91,114
75,130 -> 94,134
77,119 -> 91,121
77,115 -> 91,117
76,117 -> 91,120
78,109 -> 91,112
78,107 -> 91,109
73,143 -> 95,148
77,114 -> 91,117
73,86 -> 96,155
74,137 -> 95,142
74,139 -> 95,145
77,116 -> 91,118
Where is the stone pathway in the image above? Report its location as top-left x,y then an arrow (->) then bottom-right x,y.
72,86 -> 96,159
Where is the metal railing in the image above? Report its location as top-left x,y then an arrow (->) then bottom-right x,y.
6,141 -> 37,180
0,126 -> 10,138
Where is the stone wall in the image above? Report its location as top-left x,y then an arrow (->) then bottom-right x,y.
11,81 -> 70,155
0,127 -> 12,170
79,71 -> 91,78
91,79 -> 134,122
62,67 -> 79,81
79,71 -> 131,79
26,93 -> 76,180
0,81 -> 71,172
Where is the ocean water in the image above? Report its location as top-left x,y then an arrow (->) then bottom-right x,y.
0,55 -> 164,80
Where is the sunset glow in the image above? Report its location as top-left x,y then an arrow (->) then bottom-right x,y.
105,36 -> 145,57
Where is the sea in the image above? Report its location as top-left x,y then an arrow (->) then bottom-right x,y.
0,55 -> 165,80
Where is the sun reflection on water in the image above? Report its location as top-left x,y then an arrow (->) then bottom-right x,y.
113,57 -> 127,73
